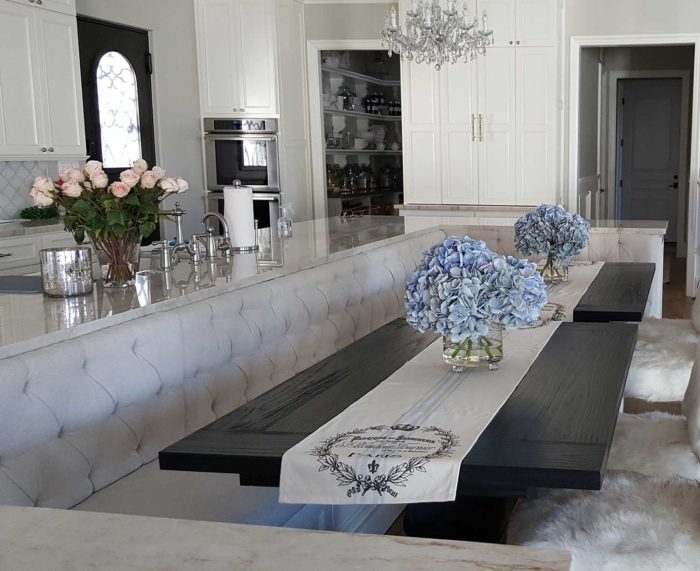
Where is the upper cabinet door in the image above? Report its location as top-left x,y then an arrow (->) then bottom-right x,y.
440,61 -> 479,205
516,0 -> 558,46
6,0 -> 75,16
477,0 -> 515,47
197,0 -> 241,114
196,0 -> 278,117
0,2 -> 44,156
35,9 -> 84,156
237,0 -> 277,115
477,47 -> 517,205
516,47 -> 557,205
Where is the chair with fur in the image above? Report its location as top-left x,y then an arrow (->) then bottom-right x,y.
624,297 -> 699,413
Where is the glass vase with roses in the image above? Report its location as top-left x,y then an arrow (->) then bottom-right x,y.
30,159 -> 188,287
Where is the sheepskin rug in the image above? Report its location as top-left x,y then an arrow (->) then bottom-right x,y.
625,318 -> 696,402
508,472 -> 700,571
607,412 -> 700,480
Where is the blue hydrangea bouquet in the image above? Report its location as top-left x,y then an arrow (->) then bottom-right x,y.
405,236 -> 548,372
514,204 -> 591,283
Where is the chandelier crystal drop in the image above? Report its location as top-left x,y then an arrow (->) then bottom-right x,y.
381,1 -> 494,70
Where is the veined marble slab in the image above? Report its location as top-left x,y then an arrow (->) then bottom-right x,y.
400,211 -> 667,236
0,506 -> 572,571
0,216 -> 437,358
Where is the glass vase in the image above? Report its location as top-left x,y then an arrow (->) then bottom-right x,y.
91,233 -> 142,288
539,255 -> 569,284
442,325 -> 504,373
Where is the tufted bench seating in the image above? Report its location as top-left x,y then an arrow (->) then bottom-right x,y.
0,230 -> 445,530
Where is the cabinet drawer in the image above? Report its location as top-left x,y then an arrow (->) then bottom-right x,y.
0,236 -> 40,270
42,231 -> 78,249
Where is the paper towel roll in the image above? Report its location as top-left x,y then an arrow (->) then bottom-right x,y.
224,183 -> 257,250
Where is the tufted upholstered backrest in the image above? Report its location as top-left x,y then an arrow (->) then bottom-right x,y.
0,230 -> 445,509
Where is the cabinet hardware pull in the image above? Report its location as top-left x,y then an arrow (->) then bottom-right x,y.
48,147 -> 54,152
509,40 -> 513,45
516,40 -> 520,45
37,0 -> 42,4
40,147 -> 47,152
0,253 -> 12,258
233,108 -> 239,112
478,114 -> 483,142
471,114 -> 476,142
240,108 -> 246,112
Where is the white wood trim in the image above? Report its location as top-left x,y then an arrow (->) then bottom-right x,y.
306,38 -> 386,220
569,34 -> 700,297
605,69 -> 690,258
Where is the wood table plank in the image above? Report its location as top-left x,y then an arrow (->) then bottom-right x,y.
160,320 -> 638,495
573,262 -> 655,322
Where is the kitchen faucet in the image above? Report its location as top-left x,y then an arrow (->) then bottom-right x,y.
199,212 -> 232,260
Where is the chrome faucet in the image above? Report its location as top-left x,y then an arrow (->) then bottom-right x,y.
199,212 -> 232,260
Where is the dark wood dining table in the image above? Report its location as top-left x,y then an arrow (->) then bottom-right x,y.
160,261 -> 651,541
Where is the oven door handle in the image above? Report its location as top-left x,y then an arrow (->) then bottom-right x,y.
204,133 -> 278,142
252,193 -> 280,201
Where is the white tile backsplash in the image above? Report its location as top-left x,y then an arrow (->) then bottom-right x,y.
0,161 -> 56,219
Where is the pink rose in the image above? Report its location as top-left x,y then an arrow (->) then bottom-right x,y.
61,182 -> 82,198
132,159 -> 148,174
119,169 -> 140,188
30,187 -> 54,207
61,168 -> 86,183
176,178 -> 189,194
90,169 -> 109,189
151,166 -> 166,179
109,181 -> 131,198
83,160 -> 103,177
159,177 -> 179,193
140,170 -> 159,189
32,176 -> 55,193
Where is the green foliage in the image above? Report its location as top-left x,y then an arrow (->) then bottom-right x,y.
20,205 -> 60,220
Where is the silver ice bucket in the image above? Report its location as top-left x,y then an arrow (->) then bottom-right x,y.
40,246 -> 94,297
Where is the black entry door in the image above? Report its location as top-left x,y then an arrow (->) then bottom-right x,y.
77,17 -> 156,179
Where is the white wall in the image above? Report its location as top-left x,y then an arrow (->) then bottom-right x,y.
304,2 -> 392,40
76,0 -> 205,239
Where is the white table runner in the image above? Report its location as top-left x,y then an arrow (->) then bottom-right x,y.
279,263 -> 604,505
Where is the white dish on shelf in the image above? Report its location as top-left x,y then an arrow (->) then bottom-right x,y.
354,139 -> 369,150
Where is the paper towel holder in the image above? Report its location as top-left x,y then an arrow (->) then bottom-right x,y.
231,219 -> 259,253
229,179 -> 260,253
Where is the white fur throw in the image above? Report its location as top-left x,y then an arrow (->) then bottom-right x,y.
607,412 -> 700,480
625,319 -> 696,402
508,472 -> 700,571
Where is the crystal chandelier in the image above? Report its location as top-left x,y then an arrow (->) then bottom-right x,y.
381,1 -> 494,70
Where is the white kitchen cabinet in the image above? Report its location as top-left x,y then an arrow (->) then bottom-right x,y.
0,1 -> 84,159
440,61 -> 479,204
478,47 -> 517,205
401,57 -> 442,204
516,47 -> 557,205
478,0 -> 557,47
34,9 -> 84,156
196,0 -> 278,117
7,0 -> 75,15
0,2 -> 44,156
0,235 -> 41,271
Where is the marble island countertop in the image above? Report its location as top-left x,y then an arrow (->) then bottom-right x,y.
0,213 -> 668,359
0,216 -> 423,358
401,212 -> 668,235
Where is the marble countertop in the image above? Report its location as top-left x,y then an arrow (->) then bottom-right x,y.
401,212 -> 668,235
0,216 -> 429,358
0,506 -> 572,570
0,219 -> 63,239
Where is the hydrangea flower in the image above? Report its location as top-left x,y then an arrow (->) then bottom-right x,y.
514,204 -> 590,265
405,237 -> 548,342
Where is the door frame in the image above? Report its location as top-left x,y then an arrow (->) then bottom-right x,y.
609,72 -> 690,256
306,38 -> 386,221
569,34 -> 700,297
